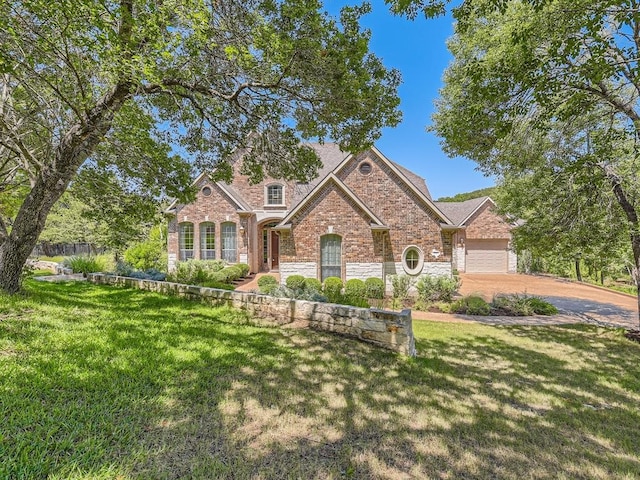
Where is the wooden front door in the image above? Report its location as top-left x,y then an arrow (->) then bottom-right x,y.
271,231 -> 280,270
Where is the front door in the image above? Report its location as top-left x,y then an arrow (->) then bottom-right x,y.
271,231 -> 280,270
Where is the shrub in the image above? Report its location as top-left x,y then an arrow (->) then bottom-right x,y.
166,260 -> 225,285
124,240 -> 166,271
127,269 -> 167,281
114,260 -> 134,277
236,263 -> 250,277
304,277 -> 322,293
63,255 -> 106,274
453,295 -> 491,315
257,274 -> 278,294
323,277 -> 343,303
224,265 -> 244,282
199,280 -> 236,291
345,279 -> 366,299
286,274 -> 307,292
491,294 -> 558,316
416,275 -> 460,303
364,277 -> 385,299
527,297 -> 558,315
390,274 -> 414,302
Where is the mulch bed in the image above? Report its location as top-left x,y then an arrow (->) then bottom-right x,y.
624,330 -> 640,343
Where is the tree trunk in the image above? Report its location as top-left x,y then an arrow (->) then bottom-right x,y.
602,164 -> 640,327
0,82 -> 132,293
575,259 -> 582,282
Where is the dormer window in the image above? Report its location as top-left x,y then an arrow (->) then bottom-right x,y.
265,184 -> 284,206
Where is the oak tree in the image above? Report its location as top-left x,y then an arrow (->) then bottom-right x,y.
0,0 -> 401,292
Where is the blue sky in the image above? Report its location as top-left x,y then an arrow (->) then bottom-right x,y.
331,0 -> 496,199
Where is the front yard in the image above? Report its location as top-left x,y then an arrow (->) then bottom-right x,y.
1,280 -> 639,479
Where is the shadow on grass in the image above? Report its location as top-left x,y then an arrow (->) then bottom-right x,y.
2,281 -> 640,478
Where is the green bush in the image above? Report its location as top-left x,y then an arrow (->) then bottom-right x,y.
323,277 -> 343,303
63,255 -> 107,274
526,297 -> 559,315
304,277 -> 322,293
390,274 -> 414,303
364,277 -> 385,299
236,263 -> 250,277
345,279 -> 366,299
286,274 -> 307,292
199,280 -> 236,291
225,265 -> 244,282
257,275 -> 278,294
415,275 -> 460,303
453,295 -> 491,315
166,260 -> 227,285
491,294 -> 558,316
124,240 -> 166,271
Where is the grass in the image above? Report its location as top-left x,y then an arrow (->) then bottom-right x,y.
1,281 -> 640,479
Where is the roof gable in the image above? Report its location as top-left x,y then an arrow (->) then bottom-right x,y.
333,146 -> 453,225
434,196 -> 496,226
277,173 -> 386,228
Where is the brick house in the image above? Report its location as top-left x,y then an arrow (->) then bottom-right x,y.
166,143 -> 516,286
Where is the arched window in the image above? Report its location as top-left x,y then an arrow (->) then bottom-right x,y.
320,234 -> 342,282
265,184 -> 284,205
221,222 -> 237,263
178,223 -> 194,261
200,222 -> 215,260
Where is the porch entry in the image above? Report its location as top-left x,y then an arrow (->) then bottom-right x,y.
262,222 -> 279,271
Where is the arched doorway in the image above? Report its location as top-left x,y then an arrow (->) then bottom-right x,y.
261,221 -> 280,271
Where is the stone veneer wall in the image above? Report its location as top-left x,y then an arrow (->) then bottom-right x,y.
87,273 -> 416,356
384,261 -> 452,291
279,262 -> 317,284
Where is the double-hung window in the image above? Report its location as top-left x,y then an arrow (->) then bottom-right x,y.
320,234 -> 342,282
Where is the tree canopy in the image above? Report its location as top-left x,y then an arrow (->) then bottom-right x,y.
0,0 -> 402,292
422,0 -> 640,321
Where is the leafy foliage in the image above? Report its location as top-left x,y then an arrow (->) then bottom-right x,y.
285,275 -> 307,293
257,275 -> 279,295
452,295 -> 491,316
0,0 -> 402,293
63,255 -> 108,274
304,277 -> 323,294
124,240 -> 166,272
390,274 -> 414,306
436,187 -> 496,202
323,277 -> 344,303
429,0 -> 640,323
415,275 -> 460,303
166,260 -> 226,285
364,277 -> 385,300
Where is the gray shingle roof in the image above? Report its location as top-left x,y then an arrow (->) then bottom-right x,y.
434,197 -> 490,226
290,142 -> 350,207
390,161 -> 432,200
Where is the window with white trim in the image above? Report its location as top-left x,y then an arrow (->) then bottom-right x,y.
221,222 -> 237,263
178,223 -> 194,261
266,184 -> 284,205
402,246 -> 424,275
320,234 -> 342,282
200,222 -> 215,260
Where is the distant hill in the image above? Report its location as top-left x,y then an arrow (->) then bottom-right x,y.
436,187 -> 497,202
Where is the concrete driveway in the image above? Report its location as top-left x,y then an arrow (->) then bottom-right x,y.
459,273 -> 639,329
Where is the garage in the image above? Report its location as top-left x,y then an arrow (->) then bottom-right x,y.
465,239 -> 509,273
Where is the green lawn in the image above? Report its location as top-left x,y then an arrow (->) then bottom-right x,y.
1,280 -> 640,479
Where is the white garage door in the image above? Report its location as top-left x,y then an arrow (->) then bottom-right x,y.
466,239 -> 508,273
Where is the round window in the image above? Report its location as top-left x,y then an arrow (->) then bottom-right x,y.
202,186 -> 212,196
402,246 -> 424,275
359,162 -> 372,175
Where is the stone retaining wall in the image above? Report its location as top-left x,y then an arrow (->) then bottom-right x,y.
87,274 -> 416,356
